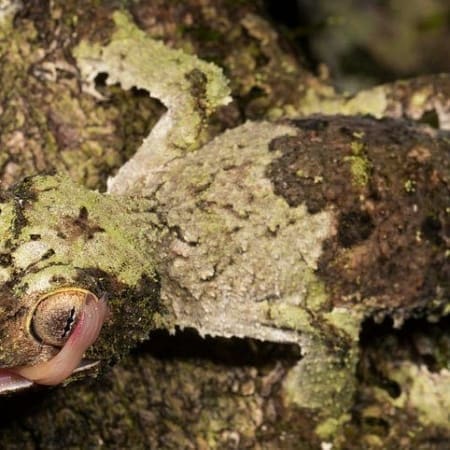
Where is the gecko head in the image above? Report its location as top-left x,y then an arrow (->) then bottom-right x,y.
0,175 -> 161,393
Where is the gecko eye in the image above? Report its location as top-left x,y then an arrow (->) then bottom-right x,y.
30,289 -> 94,347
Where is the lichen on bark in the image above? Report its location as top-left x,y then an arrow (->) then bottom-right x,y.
0,1 -> 162,191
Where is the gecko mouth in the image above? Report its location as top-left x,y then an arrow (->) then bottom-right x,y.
0,360 -> 102,395
0,293 -> 108,395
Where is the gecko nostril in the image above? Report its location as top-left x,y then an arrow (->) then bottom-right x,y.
30,288 -> 95,347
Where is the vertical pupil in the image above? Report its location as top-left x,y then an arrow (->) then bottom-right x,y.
61,307 -> 76,338
31,290 -> 91,347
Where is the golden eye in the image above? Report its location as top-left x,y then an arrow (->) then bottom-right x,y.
30,288 -> 95,347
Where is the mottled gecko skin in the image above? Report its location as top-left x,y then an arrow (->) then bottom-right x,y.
0,12 -> 448,438
145,116 -> 449,422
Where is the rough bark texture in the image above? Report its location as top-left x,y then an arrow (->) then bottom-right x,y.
0,1 -> 449,449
